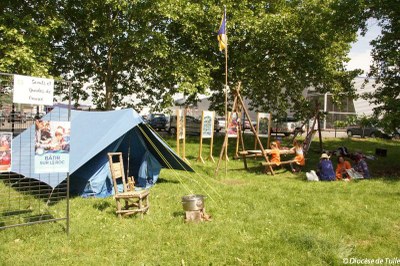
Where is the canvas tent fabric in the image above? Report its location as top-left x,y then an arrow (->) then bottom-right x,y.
11,107 -> 193,197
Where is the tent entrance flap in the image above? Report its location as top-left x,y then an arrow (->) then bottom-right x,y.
137,150 -> 162,188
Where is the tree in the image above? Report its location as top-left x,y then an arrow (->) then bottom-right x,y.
0,0 -> 61,110
51,0 -> 155,110
51,0 -> 217,110
363,0 -> 400,133
0,0 -> 58,76
206,0 -> 365,119
1,0 -> 367,114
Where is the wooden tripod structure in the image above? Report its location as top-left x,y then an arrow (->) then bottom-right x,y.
292,101 -> 323,156
215,83 -> 274,175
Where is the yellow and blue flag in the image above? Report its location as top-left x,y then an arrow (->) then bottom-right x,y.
217,9 -> 227,51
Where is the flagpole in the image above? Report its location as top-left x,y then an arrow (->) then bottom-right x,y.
224,6 -> 228,176
215,6 -> 229,176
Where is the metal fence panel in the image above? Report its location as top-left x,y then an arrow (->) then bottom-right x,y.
0,73 -> 70,233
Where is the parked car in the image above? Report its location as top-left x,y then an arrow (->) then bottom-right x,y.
25,112 -> 35,121
168,115 -> 221,135
346,126 -> 388,138
271,117 -> 304,136
7,111 -> 26,123
169,115 -> 201,135
214,118 -> 222,133
148,116 -> 168,131
148,113 -> 166,121
216,117 -> 226,131
391,129 -> 400,139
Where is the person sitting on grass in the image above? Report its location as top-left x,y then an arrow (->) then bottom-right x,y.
317,153 -> 336,181
335,155 -> 352,180
290,139 -> 305,173
353,153 -> 370,179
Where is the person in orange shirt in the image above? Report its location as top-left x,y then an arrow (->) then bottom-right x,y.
290,139 -> 305,172
268,141 -> 281,166
335,155 -> 352,180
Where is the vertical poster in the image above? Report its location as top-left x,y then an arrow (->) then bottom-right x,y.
0,132 -> 12,172
34,120 -> 71,173
13,74 -> 54,105
201,111 -> 214,139
197,111 -> 215,163
227,112 -> 239,138
176,109 -> 185,140
257,113 -> 271,137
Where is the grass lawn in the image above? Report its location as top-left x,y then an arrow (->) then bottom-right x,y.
1,135 -> 399,265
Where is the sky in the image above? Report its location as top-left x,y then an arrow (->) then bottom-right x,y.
346,19 -> 381,75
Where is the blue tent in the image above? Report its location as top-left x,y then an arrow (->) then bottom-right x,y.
11,107 -> 193,197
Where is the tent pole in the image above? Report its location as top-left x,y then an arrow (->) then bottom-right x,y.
127,132 -> 131,178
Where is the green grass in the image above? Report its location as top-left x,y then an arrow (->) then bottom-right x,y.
1,135 -> 399,265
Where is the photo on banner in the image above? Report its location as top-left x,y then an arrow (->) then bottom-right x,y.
177,109 -> 185,140
227,112 -> 239,138
257,113 -> 271,137
0,132 -> 12,172
34,120 -> 71,173
13,74 -> 54,106
201,111 -> 214,139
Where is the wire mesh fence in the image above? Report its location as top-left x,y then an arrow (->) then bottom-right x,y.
0,73 -> 70,232
0,173 -> 68,228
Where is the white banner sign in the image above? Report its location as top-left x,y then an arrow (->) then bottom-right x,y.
13,74 -> 54,105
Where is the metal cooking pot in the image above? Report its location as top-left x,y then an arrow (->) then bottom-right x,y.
181,194 -> 206,211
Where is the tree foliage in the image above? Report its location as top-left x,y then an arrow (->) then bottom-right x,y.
0,0 -> 59,76
363,0 -> 400,132
208,0 -> 364,119
1,0 -> 367,114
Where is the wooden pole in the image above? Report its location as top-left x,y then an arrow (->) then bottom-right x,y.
223,6 -> 228,176
197,111 -> 205,164
254,113 -> 259,150
183,108 -> 189,163
176,109 -> 181,156
234,110 -> 240,159
208,111 -> 215,163
236,89 -> 274,175
216,89 -> 239,175
267,113 -> 272,149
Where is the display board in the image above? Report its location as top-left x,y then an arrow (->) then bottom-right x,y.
257,112 -> 271,138
0,132 -> 12,172
227,112 -> 239,138
197,111 -> 215,163
201,111 -> 214,139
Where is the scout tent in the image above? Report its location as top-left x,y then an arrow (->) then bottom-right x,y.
11,107 -> 193,197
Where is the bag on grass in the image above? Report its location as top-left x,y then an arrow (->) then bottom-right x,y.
306,170 -> 319,181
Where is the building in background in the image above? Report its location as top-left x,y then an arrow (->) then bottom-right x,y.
306,77 -> 378,129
